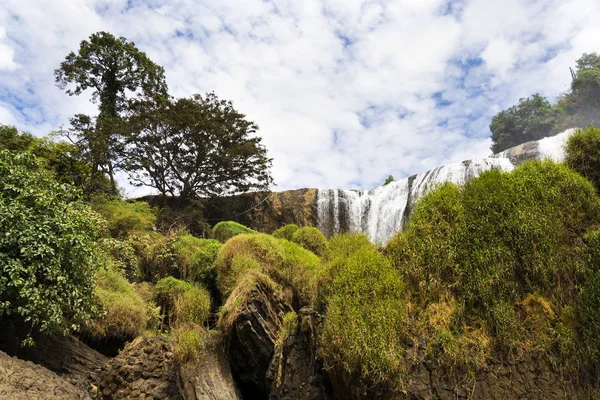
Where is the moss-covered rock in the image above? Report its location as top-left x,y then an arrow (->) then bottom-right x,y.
292,226 -> 328,256
272,224 -> 299,241
212,221 -> 257,243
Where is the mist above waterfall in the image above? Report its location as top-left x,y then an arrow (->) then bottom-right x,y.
317,129 -> 575,244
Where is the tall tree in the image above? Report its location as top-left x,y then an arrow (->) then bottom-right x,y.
55,31 -> 168,195
123,93 -> 274,198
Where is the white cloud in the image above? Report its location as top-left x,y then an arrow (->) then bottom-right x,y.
0,0 -> 599,196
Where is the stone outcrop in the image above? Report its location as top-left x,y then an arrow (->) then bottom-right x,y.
97,336 -> 181,400
219,274 -> 294,397
0,350 -> 91,400
178,333 -> 241,400
0,322 -> 108,396
405,352 -> 598,400
266,307 -> 332,400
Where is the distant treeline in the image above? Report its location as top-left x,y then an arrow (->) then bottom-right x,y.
490,52 -> 600,153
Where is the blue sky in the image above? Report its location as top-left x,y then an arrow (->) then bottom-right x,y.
0,0 -> 599,196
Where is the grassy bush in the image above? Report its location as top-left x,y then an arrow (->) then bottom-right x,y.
318,238 -> 408,391
579,229 -> 600,370
173,324 -> 206,363
153,277 -> 211,327
565,126 -> 600,192
91,196 -> 156,239
129,231 -> 178,282
212,221 -> 257,243
99,238 -> 140,281
173,235 -> 221,288
215,233 -> 320,306
272,224 -> 299,241
385,160 -> 600,368
292,226 -> 328,256
88,265 -> 149,340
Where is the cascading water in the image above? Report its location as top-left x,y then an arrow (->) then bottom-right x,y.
317,129 -> 575,244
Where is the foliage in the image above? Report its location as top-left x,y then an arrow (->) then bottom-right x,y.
490,52 -> 600,152
489,94 -> 559,153
153,277 -> 211,327
385,160 -> 600,367
216,233 -> 321,306
98,238 -> 140,281
0,151 -> 103,340
55,31 -> 168,194
91,196 -> 156,239
187,239 -> 222,295
212,220 -> 257,243
291,226 -> 328,256
272,224 -> 299,241
318,237 -> 407,391
87,265 -> 149,340
173,324 -> 206,363
579,229 -> 600,371
565,126 -> 600,192
0,124 -> 91,188
129,231 -> 178,282
383,175 -> 394,185
123,93 -> 274,198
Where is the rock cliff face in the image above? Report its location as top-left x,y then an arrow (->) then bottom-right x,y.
203,188 -> 318,233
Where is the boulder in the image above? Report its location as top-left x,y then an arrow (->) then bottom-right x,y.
266,307 -> 332,400
97,336 -> 181,400
178,332 -> 241,400
0,350 -> 91,400
219,273 -> 293,397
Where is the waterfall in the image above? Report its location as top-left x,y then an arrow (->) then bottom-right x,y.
317,129 -> 575,244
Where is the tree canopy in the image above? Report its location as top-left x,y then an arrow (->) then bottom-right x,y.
123,93 -> 273,198
55,31 -> 168,195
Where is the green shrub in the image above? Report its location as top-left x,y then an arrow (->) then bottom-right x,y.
318,242 -> 407,391
565,126 -> 600,192
173,324 -> 205,363
0,151 -> 103,341
99,238 -> 140,281
172,235 -> 221,287
88,265 -> 149,340
129,232 -> 178,282
215,233 -> 320,305
385,160 -> 600,368
579,229 -> 600,369
153,277 -> 211,327
188,240 -> 221,289
272,224 -> 299,241
292,226 -> 328,256
212,221 -> 257,243
91,196 -> 156,239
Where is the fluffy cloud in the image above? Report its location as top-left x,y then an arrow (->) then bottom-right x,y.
0,0 -> 599,196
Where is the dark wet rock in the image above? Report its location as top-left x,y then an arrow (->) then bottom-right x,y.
266,307 -> 332,400
220,275 -> 293,397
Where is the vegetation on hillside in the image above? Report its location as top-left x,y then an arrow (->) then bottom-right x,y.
490,52 -> 600,152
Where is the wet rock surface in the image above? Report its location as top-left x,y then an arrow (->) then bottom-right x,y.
221,277 -> 294,397
97,336 -> 181,400
266,307 -> 332,400
178,332 -> 241,400
0,350 -> 91,400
